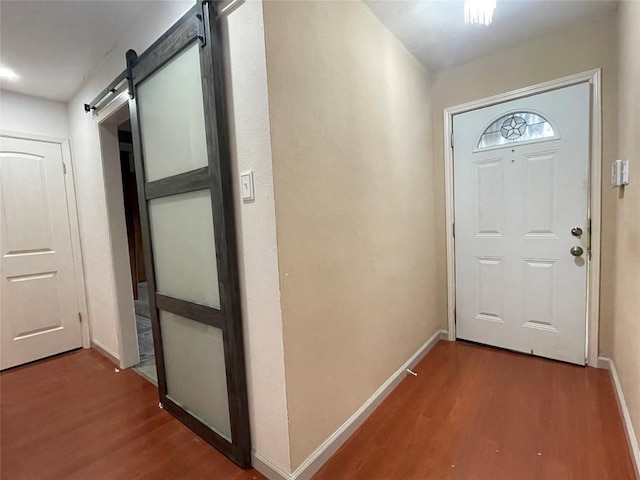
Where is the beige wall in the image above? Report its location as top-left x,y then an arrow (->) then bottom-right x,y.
263,1 -> 439,469
223,1 -> 291,471
430,15 -> 619,353
612,0 -> 640,455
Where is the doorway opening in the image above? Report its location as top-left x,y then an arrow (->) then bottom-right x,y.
117,121 -> 156,384
96,93 -> 155,382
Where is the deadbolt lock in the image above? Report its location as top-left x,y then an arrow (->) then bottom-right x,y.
571,227 -> 583,237
570,246 -> 584,257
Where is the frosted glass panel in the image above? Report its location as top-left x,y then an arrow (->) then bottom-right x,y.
137,43 -> 208,182
160,311 -> 231,440
148,190 -> 220,308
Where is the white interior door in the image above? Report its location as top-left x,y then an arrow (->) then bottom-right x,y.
453,83 -> 590,365
0,136 -> 82,369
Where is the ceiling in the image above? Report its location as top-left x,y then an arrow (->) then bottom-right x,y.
365,0 -> 618,72
0,1 -> 157,101
0,1 -> 619,101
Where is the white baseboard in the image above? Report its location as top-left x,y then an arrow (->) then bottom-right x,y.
91,340 -> 120,366
252,329 -> 448,480
252,452 -> 292,480
598,357 -> 640,479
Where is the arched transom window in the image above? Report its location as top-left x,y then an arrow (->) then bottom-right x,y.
477,111 -> 556,150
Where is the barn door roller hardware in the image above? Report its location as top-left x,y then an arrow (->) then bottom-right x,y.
125,49 -> 137,97
83,49 -> 137,113
83,0 -> 228,114
196,0 -> 208,47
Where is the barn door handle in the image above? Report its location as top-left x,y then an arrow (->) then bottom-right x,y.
570,246 -> 584,257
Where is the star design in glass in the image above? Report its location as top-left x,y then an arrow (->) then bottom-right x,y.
500,115 -> 527,140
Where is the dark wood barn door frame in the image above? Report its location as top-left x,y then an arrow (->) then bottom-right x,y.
126,1 -> 251,467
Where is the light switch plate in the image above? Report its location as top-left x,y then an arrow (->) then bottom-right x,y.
611,159 -> 630,188
621,159 -> 630,186
240,171 -> 255,202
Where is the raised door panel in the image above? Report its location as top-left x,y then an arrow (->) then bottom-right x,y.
0,153 -> 54,254
524,152 -> 559,238
522,259 -> 559,332
474,257 -> 505,323
473,159 -> 504,237
5,271 -> 63,339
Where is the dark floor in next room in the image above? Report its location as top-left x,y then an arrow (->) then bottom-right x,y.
133,282 -> 157,384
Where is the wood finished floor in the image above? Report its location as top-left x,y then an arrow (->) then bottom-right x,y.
0,348 -> 265,480
314,341 -> 636,480
1,342 -> 634,480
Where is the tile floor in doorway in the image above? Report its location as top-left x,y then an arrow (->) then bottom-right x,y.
133,282 -> 157,384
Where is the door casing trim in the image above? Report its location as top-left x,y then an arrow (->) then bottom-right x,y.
442,69 -> 602,366
94,92 -> 142,369
0,129 -> 91,351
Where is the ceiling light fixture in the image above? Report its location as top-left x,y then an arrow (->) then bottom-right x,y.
0,66 -> 20,81
464,0 -> 496,26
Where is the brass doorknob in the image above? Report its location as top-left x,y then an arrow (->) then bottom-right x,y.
570,246 -> 584,257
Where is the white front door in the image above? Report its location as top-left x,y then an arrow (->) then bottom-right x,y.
453,83 -> 590,365
0,136 -> 82,369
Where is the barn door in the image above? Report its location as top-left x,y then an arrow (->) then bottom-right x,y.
127,3 -> 250,466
